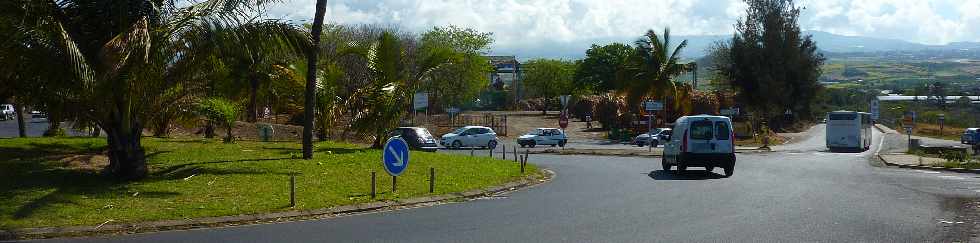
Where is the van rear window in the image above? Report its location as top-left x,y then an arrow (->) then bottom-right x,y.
691,121 -> 714,140
829,114 -> 857,120
715,122 -> 730,140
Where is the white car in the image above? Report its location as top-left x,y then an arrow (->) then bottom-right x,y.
633,128 -> 671,147
662,115 -> 736,177
0,104 -> 13,121
440,126 -> 499,149
518,128 -> 567,148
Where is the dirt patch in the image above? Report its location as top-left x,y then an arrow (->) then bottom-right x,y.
58,154 -> 108,171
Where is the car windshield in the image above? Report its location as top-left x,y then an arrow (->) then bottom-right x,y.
415,128 -> 434,139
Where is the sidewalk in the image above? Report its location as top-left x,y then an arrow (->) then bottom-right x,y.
876,124 -> 980,174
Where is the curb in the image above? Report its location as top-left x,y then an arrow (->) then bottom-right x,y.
877,154 -> 980,174
0,169 -> 555,240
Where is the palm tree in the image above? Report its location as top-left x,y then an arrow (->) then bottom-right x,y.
618,28 -> 689,112
0,0 -> 289,180
346,31 -> 455,148
304,0 -> 329,159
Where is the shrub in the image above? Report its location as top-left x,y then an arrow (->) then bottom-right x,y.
196,98 -> 241,143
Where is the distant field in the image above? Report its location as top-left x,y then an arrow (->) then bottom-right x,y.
821,58 -> 980,90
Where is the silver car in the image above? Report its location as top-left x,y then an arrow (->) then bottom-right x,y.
633,128 -> 671,147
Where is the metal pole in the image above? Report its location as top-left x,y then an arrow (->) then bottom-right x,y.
392,175 -> 397,192
470,147 -> 474,156
502,144 -> 506,160
648,113 -> 653,152
429,167 -> 435,193
520,155 -> 526,174
371,172 -> 376,199
514,147 -> 518,162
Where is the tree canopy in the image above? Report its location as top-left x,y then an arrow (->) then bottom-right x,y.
574,43 -> 634,93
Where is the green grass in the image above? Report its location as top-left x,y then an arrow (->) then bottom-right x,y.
0,137 -> 539,229
937,161 -> 980,170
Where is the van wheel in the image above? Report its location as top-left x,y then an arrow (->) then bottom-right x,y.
662,157 -> 672,171
705,166 -> 714,172
529,141 -> 536,148
724,166 -> 734,177
677,164 -> 687,172
558,140 -> 566,147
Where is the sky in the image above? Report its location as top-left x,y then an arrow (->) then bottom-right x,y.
265,0 -> 980,59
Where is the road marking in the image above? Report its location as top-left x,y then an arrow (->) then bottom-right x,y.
938,175 -> 965,180
388,146 -> 404,166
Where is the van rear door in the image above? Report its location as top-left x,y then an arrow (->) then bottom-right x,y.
689,120 -> 714,153
714,121 -> 733,153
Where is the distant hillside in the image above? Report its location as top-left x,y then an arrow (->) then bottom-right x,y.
491,31 -> 980,61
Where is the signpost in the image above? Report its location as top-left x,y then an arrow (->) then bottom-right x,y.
413,92 -> 428,111
559,112 -> 569,129
382,137 -> 410,192
720,107 -> 740,117
560,95 -> 571,109
644,101 -> 664,152
939,114 -> 945,136
870,98 -> 880,121
903,111 -> 916,149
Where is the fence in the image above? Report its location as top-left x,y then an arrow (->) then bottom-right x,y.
411,113 -> 508,136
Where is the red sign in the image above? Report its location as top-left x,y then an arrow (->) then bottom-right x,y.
559,112 -> 569,129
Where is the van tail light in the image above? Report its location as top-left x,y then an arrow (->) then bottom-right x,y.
730,131 -> 735,149
681,130 -> 689,153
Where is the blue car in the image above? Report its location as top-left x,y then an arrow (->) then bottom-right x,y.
962,128 -> 980,145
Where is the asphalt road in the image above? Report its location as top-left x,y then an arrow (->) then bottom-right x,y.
0,119 -> 89,138
30,125 -> 980,242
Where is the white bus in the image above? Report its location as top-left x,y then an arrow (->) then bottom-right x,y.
826,111 -> 872,151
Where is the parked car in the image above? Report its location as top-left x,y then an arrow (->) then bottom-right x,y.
962,128 -> 980,145
0,104 -> 13,121
518,128 -> 567,148
389,127 -> 439,152
440,126 -> 498,149
30,110 -> 47,119
662,115 -> 736,177
633,128 -> 672,147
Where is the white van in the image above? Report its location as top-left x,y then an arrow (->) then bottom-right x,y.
662,115 -> 736,177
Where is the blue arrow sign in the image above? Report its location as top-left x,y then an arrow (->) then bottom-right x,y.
382,137 -> 410,176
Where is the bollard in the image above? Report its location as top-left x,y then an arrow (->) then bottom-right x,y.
514,147 -> 518,162
470,147 -> 474,156
289,174 -> 296,207
429,167 -> 435,193
502,144 -> 506,160
371,171 -> 376,199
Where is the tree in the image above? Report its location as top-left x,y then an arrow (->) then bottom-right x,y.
419,26 -> 494,108
523,59 -> 576,114
713,0 -> 825,122
304,0 -> 330,159
575,43 -> 634,93
1,0 -> 288,180
617,28 -> 688,111
347,31 -> 454,147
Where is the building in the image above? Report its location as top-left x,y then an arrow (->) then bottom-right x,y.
486,55 -> 523,103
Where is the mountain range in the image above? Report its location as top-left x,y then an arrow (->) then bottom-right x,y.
493,31 -> 980,61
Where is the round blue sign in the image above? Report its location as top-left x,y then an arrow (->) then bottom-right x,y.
382,137 -> 410,176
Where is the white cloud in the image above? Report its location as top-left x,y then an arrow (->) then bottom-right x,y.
265,0 -> 980,58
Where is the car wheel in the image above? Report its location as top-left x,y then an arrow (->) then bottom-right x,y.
520,143 -> 526,148
724,166 -> 734,177
677,162 -> 687,172
705,166 -> 714,172
451,140 -> 462,149
651,140 -> 659,148
488,140 -> 497,150
558,140 -> 566,147
529,140 -> 536,148
662,158 -> 672,171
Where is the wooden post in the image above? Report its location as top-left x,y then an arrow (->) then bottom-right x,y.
371,171 -> 376,199
520,155 -> 526,173
429,167 -> 435,193
470,147 -> 474,156
289,174 -> 296,207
